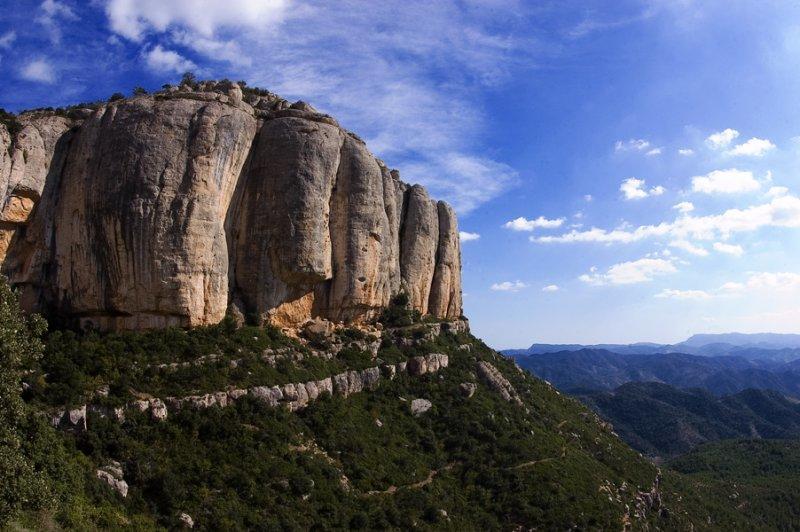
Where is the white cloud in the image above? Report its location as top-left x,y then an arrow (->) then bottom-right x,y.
0,31 -> 16,49
584,194 -> 593,202
36,0 -> 78,44
713,242 -> 744,256
669,239 -> 708,256
655,288 -> 711,300
615,138 -> 651,152
404,153 -> 517,214
20,58 -> 55,83
459,231 -> 480,242
705,128 -> 740,149
721,272 -> 800,294
503,215 -> 564,231
726,137 -> 776,157
678,148 -> 694,156
767,186 -> 789,198
533,194 -> 800,244
106,0 -> 290,41
579,257 -> 677,285
646,147 -> 662,156
620,177 -> 666,200
490,280 -> 529,292
673,201 -> 695,214
542,284 -> 559,292
143,45 -> 197,74
691,168 -> 760,194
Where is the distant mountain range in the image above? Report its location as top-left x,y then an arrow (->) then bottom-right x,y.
510,349 -> 800,396
503,332 -> 800,363
504,332 -> 800,462
580,382 -> 800,459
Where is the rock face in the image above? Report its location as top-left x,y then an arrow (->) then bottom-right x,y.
0,87 -> 462,329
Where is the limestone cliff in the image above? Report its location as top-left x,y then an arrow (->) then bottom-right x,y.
0,83 -> 462,329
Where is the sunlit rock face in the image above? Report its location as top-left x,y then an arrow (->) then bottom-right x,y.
0,88 -> 462,329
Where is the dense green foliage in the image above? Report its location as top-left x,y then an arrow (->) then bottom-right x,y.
9,312 -> 765,530
670,439 -> 800,530
0,276 -> 774,529
0,277 -> 150,528
580,382 -> 800,458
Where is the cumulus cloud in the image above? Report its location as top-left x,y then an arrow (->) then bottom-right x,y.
579,258 -> 677,285
490,280 -> 529,292
678,148 -> 694,156
620,178 -> 665,200
615,138 -> 651,152
584,194 -> 593,202
459,231 -> 480,242
691,168 -> 760,194
713,242 -> 744,256
705,128 -> 740,149
533,194 -> 800,244
143,44 -> 197,74
673,201 -> 695,214
106,0 -> 290,41
727,137 -> 776,157
503,216 -> 564,231
669,239 -> 708,256
20,58 -> 56,83
646,147 -> 662,156
655,289 -> 711,300
542,284 -> 559,292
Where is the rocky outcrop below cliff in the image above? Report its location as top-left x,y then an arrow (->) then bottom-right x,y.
0,82 -> 462,329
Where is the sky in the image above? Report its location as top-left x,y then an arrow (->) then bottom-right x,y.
3,0 -> 800,348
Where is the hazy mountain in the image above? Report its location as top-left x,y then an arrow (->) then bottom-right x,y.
503,333 -> 800,363
511,349 -> 800,396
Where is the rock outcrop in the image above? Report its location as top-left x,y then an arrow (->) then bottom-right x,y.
0,85 -> 462,329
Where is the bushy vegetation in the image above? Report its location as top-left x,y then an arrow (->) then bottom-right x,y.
0,277 -> 146,528
670,439 -> 800,530
0,279 -> 775,529
0,108 -> 22,139
378,292 -> 422,327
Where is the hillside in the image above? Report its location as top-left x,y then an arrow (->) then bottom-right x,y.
0,283 -> 757,530
670,440 -> 800,530
513,349 -> 800,396
580,382 -> 800,459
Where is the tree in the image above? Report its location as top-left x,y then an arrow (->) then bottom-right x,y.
0,276 -> 47,525
108,92 -> 125,102
180,71 -> 197,88
132,86 -> 148,96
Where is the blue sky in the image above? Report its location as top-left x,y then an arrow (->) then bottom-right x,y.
3,1 -> 800,348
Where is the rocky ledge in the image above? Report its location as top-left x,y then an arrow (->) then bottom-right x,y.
0,81 -> 462,330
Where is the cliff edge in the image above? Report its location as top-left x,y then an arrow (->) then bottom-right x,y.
0,82 -> 462,329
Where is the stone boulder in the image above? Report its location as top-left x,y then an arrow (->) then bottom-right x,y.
410,398 -> 432,416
